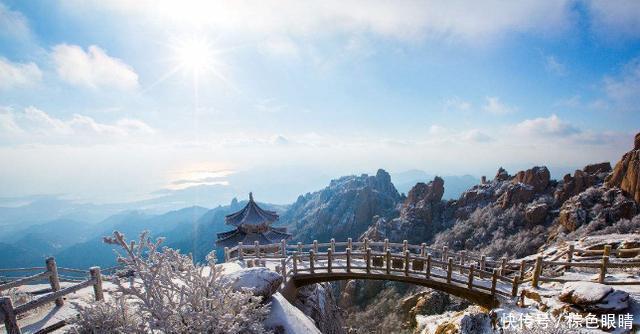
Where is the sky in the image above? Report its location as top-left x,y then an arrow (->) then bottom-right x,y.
0,0 -> 639,205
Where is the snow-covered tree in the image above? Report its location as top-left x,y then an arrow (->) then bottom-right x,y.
69,231 -> 271,334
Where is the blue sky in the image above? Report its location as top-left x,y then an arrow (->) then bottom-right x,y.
0,1 -> 639,204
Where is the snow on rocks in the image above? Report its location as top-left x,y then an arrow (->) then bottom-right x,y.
559,282 -> 630,313
415,305 -> 492,334
222,267 -> 283,300
264,292 -> 322,334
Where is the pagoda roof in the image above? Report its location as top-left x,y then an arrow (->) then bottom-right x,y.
224,192 -> 279,227
215,226 -> 291,248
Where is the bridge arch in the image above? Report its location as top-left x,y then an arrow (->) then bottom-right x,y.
285,272 -> 500,308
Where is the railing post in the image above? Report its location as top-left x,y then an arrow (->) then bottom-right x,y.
566,244 -> 574,270
363,238 -> 369,251
281,258 -> 287,278
420,243 -> 426,257
442,247 -> 448,270
460,251 -> 466,274
600,245 -> 611,283
309,250 -> 315,274
330,239 -> 336,253
281,239 -> 287,256
89,267 -> 104,301
385,250 -> 391,274
313,240 -> 318,253
383,239 -> 389,252
366,248 -> 371,273
467,265 -> 474,289
297,242 -> 303,254
1,297 -> 20,334
224,247 -> 229,262
46,257 -> 63,306
426,255 -> 432,279
403,240 -> 408,253
293,252 -> 298,274
490,270 -> 498,296
348,238 -> 353,250
500,257 -> 507,276
519,260 -> 526,280
532,256 -> 542,288
511,276 -> 519,297
254,241 -> 260,258
480,255 -> 486,279
347,248 -> 352,273
404,250 -> 410,276
446,257 -> 453,283
327,249 -> 333,273
238,242 -> 244,260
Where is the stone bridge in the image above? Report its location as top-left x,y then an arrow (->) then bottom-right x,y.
224,239 -> 532,308
224,238 -> 640,308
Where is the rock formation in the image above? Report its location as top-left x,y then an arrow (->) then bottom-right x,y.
280,169 -> 401,242
294,283 -> 347,334
512,166 -> 550,192
557,186 -> 637,233
606,132 -> 640,203
361,176 -> 446,244
555,162 -> 612,203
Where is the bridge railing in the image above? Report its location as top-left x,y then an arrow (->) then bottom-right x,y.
289,248 -> 517,299
223,238 -> 535,279
0,257 -> 105,334
530,244 -> 640,288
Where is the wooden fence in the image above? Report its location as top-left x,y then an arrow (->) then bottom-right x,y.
0,257 -> 104,334
225,238 -> 640,304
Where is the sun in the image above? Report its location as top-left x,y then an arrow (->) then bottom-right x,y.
174,38 -> 217,76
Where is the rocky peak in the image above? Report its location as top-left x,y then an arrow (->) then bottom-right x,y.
404,176 -> 444,206
494,167 -> 510,181
606,132 -> 640,203
555,162 -> 612,204
512,166 -> 550,193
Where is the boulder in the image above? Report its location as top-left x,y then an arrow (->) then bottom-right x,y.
224,267 -> 282,300
524,202 -> 549,225
559,282 -> 629,313
606,132 -> 640,203
512,166 -> 550,193
498,183 -> 534,208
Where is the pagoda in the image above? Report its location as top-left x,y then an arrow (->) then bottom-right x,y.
216,193 -> 291,248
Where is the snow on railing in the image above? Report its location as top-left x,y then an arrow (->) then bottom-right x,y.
0,257 -> 104,334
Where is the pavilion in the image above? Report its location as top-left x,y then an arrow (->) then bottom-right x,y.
216,193 -> 291,248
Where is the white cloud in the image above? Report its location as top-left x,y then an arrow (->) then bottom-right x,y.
443,97 -> 472,112
482,96 -> 515,115
602,57 -> 640,112
544,55 -> 566,76
0,57 -> 42,90
462,129 -> 494,143
0,3 -> 31,41
588,0 -> 640,40
0,106 -> 154,144
514,114 -> 580,137
260,36 -> 300,58
52,44 -> 139,90
65,0 -> 574,44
